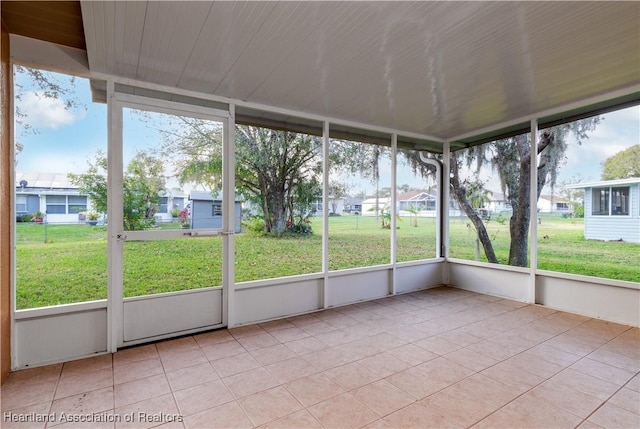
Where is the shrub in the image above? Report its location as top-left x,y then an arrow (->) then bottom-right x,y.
242,216 -> 266,233
16,214 -> 33,223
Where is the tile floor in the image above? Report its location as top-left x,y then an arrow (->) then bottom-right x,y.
2,287 -> 639,428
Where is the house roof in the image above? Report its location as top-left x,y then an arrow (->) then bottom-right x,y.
565,177 -> 640,189
15,172 -> 78,190
5,2 -> 638,152
396,190 -> 436,201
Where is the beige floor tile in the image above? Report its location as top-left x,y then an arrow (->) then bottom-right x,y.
228,325 -> 267,339
417,388 -> 495,428
258,409 -> 322,429
300,321 -> 338,336
386,343 -> 438,366
322,361 -> 381,390
257,319 -> 296,332
528,381 -> 603,418
282,336 -> 327,356
212,352 -> 261,378
445,373 -> 520,409
588,402 -> 640,429
223,367 -> 279,398
500,393 -> 583,428
183,401 -> 252,429
61,354 -> 113,378
267,327 -> 310,343
479,360 -> 545,394
249,344 -> 297,366
472,410 -> 533,428
238,386 -> 302,426
159,348 -> 208,373
546,368 -> 619,401
357,352 -> 412,378
114,358 -> 164,385
201,340 -> 246,361
173,379 -> 233,416
571,357 -> 637,386
314,329 -> 360,347
264,357 -> 318,384
51,410 -> 117,429
114,373 -> 170,409
607,387 -> 640,414
165,362 -> 219,392
308,392 -> 378,428
576,420 -> 606,429
416,356 -> 476,386
386,366 -> 449,400
55,368 -> 113,400
383,400 -> 464,429
192,329 -> 234,348
588,348 -> 640,373
236,333 -> 280,351
115,393 -> 181,429
625,372 -> 640,392
156,337 -> 200,355
284,373 -> 344,407
113,344 -> 159,367
0,400 -> 51,429
519,343 -> 582,367
502,352 -> 565,379
353,379 -> 415,417
444,347 -> 500,372
50,386 -> 114,420
465,339 -> 520,361
302,346 -> 359,372
412,336 -> 462,356
1,363 -> 62,390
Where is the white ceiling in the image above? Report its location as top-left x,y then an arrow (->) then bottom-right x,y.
80,1 -> 640,143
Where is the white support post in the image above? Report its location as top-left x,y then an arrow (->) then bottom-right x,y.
322,121 -> 330,308
529,119 -> 539,304
223,104 -> 236,327
390,134 -> 398,295
442,141 -> 451,284
107,81 -> 124,352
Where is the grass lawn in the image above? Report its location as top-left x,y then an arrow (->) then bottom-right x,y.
15,215 -> 640,309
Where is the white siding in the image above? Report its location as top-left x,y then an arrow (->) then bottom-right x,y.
584,184 -> 640,243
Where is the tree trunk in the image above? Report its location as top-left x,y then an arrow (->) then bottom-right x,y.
450,159 -> 499,264
508,135 -> 532,267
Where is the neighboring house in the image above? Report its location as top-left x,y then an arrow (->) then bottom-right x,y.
487,192 -> 512,214
566,178 -> 640,243
189,191 -> 242,232
361,197 -> 391,216
154,189 -> 188,222
311,196 -> 346,216
396,190 -> 437,218
538,194 -> 571,213
15,172 -> 94,224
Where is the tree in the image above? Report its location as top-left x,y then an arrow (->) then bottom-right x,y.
602,145 -> 640,180
449,118 -> 599,266
162,121 -> 323,234
69,151 -> 166,230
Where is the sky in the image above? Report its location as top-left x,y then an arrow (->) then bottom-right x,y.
14,67 -> 640,197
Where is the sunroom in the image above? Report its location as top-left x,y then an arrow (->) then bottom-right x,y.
1,2 -> 639,428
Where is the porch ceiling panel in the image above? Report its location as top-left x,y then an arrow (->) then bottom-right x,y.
80,1 -> 639,141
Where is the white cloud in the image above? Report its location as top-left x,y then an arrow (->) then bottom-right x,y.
18,91 -> 77,129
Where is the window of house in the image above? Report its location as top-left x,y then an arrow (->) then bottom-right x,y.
158,197 -> 168,213
212,203 -> 222,216
611,187 -> 629,215
68,195 -> 87,213
16,195 -> 27,213
592,188 -> 609,215
46,195 -> 67,214
592,187 -> 630,215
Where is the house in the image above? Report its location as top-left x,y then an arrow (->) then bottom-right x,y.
154,189 -> 188,223
566,178 -> 640,243
538,194 -> 571,214
189,190 -> 242,232
396,190 -> 437,218
15,172 -> 95,224
1,3 -> 639,417
361,197 -> 391,216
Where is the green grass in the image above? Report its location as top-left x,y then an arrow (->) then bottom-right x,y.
14,215 -> 640,309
